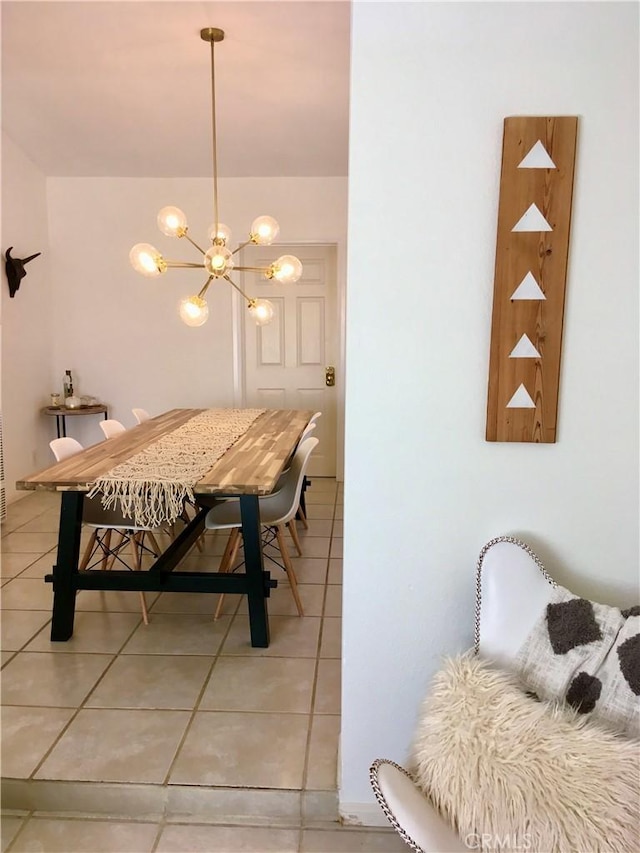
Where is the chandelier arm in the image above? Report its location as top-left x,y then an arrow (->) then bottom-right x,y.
181,233 -> 207,255
165,261 -> 208,269
234,266 -> 270,274
209,37 -> 220,248
197,276 -> 215,299
223,274 -> 252,304
231,240 -> 252,257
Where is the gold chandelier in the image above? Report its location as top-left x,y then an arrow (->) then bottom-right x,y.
129,27 -> 302,327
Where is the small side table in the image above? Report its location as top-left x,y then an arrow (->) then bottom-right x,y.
42,404 -> 109,439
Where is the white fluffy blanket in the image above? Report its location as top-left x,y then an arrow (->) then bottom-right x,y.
411,654 -> 640,853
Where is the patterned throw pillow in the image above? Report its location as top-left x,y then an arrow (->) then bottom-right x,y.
515,586 -> 639,736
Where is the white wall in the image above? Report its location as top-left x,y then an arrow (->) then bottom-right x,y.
1,133 -> 53,502
45,176 -> 347,448
341,0 -> 639,820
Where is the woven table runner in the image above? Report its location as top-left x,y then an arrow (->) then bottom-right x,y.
87,408 -> 265,527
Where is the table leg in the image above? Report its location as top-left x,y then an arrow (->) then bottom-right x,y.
50,491 -> 83,640
240,494 -> 269,647
300,475 -> 309,517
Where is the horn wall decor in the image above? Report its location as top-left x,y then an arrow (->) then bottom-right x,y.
4,247 -> 42,298
486,116 -> 578,443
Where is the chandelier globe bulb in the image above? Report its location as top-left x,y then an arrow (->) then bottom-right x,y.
270,254 -> 303,284
204,245 -> 234,277
248,298 -> 275,326
179,295 -> 209,326
250,215 -> 280,246
157,206 -> 188,237
207,222 -> 232,246
129,243 -> 166,277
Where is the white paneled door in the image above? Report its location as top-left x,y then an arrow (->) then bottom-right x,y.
241,244 -> 337,477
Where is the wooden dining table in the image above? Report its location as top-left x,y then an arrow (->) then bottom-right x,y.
16,408 -> 312,648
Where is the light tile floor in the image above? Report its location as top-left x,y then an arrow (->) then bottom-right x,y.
1,481 -> 407,852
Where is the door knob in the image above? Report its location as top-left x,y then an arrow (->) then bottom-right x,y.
325,366 -> 336,387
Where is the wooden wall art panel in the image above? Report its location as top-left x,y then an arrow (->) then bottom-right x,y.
486,116 -> 578,443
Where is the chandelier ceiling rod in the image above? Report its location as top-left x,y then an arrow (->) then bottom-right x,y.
128,26 -> 304,328
202,27 -> 223,244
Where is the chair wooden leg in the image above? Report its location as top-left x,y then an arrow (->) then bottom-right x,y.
130,533 -> 149,626
227,530 -> 241,570
214,529 -> 241,620
146,531 -> 162,558
138,591 -> 149,626
213,594 -> 226,621
104,531 -> 127,570
79,530 -> 98,571
218,528 -> 238,574
161,522 -> 176,542
276,525 -> 304,616
296,504 -> 309,530
288,518 -> 303,556
100,529 -> 113,570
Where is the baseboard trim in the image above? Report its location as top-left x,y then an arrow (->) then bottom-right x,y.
339,801 -> 390,827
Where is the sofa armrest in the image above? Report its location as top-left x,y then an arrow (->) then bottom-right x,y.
370,759 -> 466,853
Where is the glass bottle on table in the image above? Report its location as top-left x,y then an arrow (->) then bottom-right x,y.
63,370 -> 74,400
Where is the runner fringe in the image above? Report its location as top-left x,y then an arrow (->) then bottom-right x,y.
93,478 -> 193,530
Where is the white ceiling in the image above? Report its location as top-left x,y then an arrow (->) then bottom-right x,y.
1,1 -> 351,178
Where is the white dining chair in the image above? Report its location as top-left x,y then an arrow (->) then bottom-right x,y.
297,413 -> 322,529
49,437 -> 164,624
132,408 -> 150,424
100,418 -> 127,438
271,420 -> 317,552
206,436 -> 319,620
269,417 -> 319,556
278,411 -> 322,531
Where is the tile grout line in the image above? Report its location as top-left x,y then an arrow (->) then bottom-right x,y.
299,483 -> 338,819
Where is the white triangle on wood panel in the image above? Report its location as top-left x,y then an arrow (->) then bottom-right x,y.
511,272 -> 546,301
509,334 -> 541,359
506,383 -> 536,409
518,140 -> 557,169
512,203 -> 553,232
